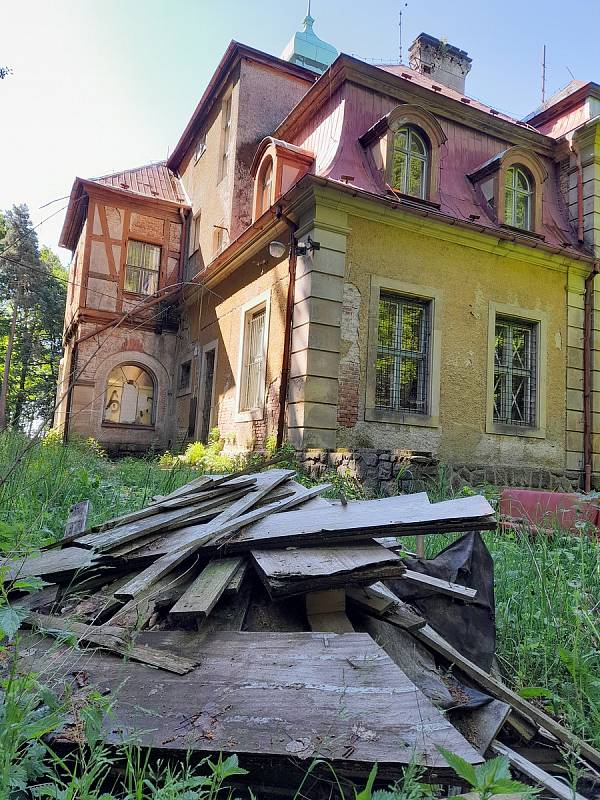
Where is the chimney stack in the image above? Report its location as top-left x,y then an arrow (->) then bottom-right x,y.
409,33 -> 472,94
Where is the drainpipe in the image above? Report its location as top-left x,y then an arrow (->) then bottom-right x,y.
178,207 -> 190,283
276,206 -> 299,449
583,261 -> 600,492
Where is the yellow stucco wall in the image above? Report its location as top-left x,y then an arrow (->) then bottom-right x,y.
342,214 -> 570,469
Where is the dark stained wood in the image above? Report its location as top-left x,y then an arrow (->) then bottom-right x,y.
63,500 -> 90,539
224,495 -> 496,554
224,560 -> 248,595
170,557 -> 243,621
251,543 -> 406,598
451,700 -> 511,755
17,631 -> 483,774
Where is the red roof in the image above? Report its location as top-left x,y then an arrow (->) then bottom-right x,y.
94,161 -> 186,204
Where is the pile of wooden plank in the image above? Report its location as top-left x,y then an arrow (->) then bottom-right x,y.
4,467 -> 598,797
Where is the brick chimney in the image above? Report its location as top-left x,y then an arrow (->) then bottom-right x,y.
408,33 -> 472,94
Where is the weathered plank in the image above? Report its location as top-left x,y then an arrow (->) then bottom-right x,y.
110,566 -> 195,628
346,584 -> 425,632
491,741 -> 587,800
63,500 -> 90,539
451,700 -> 511,755
17,631 -> 483,775
307,611 -> 355,633
75,503 -> 217,553
150,474 -> 214,504
225,495 -> 496,553
252,543 -> 406,598
27,613 -> 198,674
2,547 -> 94,584
224,560 -> 248,595
401,569 -> 478,602
305,588 -> 346,615
170,557 -> 243,621
113,548 -> 205,602
413,623 -> 600,770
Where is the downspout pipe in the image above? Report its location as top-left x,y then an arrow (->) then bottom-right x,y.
275,206 -> 299,449
583,261 -> 600,492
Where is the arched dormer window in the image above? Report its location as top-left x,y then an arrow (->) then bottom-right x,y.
469,147 -> 547,235
360,104 -> 447,205
103,364 -> 155,427
257,157 -> 274,218
391,126 -> 429,199
504,165 -> 533,231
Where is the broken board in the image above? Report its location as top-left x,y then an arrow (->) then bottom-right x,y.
17,631 -> 483,779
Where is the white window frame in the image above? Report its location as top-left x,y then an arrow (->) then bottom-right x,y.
365,276 -> 441,428
194,132 -> 206,163
197,339 -> 218,442
235,291 -> 270,422
189,211 -> 201,256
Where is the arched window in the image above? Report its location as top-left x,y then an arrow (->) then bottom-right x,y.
391,126 -> 429,199
103,364 -> 155,426
257,158 -> 273,217
504,166 -> 533,231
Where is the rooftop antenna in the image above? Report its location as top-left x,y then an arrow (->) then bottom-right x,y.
399,3 -> 408,64
541,44 -> 546,104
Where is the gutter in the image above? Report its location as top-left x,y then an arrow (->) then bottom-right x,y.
583,261 -> 600,492
275,206 -> 299,449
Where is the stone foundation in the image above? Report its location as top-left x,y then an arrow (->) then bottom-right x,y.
297,449 -> 583,495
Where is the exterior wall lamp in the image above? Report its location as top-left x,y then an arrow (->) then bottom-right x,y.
269,236 -> 320,259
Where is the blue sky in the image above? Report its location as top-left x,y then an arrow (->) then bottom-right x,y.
1,0 -> 598,262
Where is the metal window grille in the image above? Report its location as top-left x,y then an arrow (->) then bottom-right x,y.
493,317 -> 537,427
124,240 -> 160,295
375,293 -> 430,414
240,307 -> 266,411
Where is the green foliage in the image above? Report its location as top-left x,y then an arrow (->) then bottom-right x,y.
184,440 -> 206,465
437,748 -> 535,800
0,205 -> 67,429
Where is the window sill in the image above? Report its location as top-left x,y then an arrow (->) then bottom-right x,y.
102,422 -> 156,431
487,422 -> 546,439
235,408 -> 264,423
365,408 -> 439,428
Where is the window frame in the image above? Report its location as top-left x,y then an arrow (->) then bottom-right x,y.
389,126 -> 429,200
189,211 -> 201,256
219,91 -> 233,183
102,362 -> 157,429
194,132 -> 206,163
486,302 -> 547,438
178,359 -> 192,395
503,165 -> 533,232
124,240 -> 161,297
235,291 -> 271,422
365,276 -> 441,428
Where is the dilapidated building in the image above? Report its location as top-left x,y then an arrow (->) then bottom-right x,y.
56,11 -> 600,490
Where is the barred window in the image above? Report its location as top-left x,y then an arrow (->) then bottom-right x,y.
494,317 -> 537,426
240,306 -> 266,411
124,240 -> 160,295
375,293 -> 430,414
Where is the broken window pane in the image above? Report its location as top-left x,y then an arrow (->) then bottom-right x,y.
104,364 -> 155,426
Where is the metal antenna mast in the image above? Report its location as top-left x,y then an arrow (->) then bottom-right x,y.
541,44 -> 547,104
399,3 -> 408,64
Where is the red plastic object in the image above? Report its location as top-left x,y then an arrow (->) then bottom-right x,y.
499,488 -> 599,535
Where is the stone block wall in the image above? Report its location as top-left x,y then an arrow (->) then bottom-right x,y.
296,448 -> 582,495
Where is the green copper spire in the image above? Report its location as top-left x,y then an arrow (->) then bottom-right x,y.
281,2 -> 337,74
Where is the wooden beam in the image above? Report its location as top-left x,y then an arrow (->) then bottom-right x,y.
401,569 -> 478,602
451,699 -> 511,755
307,611 -> 355,633
491,741 -> 587,800
63,500 -> 90,539
170,558 -> 243,622
413,623 -> 600,770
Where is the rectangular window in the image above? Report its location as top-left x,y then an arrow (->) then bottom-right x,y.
124,240 -> 160,295
240,306 -> 266,412
213,226 -> 225,256
189,211 -> 201,256
178,359 -> 192,392
219,94 -> 232,181
494,317 -> 537,427
375,293 -> 430,414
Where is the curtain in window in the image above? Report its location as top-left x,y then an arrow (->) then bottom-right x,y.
125,241 -> 161,295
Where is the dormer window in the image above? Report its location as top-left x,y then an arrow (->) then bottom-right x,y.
391,126 -> 429,199
359,104 -> 447,206
257,157 -> 273,217
504,166 -> 533,231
